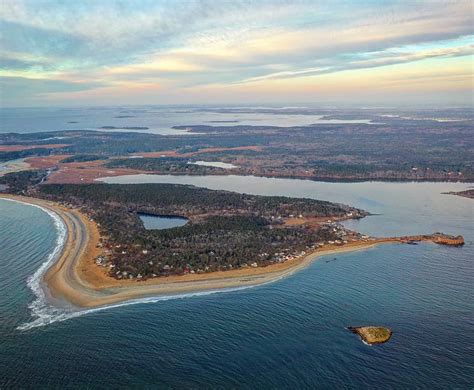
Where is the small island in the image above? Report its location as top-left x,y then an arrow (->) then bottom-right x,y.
348,326 -> 392,344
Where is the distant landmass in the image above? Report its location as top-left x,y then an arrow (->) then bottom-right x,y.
208,120 -> 240,123
1,108 -> 472,183
99,126 -> 149,130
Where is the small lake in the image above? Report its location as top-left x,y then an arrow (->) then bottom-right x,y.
139,213 -> 188,230
189,161 -> 238,169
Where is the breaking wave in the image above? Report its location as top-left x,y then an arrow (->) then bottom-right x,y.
6,198 -> 287,331
18,285 -> 258,330
1,199 -> 68,331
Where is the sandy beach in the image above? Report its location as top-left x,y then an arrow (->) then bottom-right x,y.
1,194 -> 404,309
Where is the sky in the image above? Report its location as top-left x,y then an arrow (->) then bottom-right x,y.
0,0 -> 473,107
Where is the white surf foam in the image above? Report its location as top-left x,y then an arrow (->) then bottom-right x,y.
19,284 -> 261,330
18,269 -> 292,330
2,198 -> 288,330
0,199 -> 69,330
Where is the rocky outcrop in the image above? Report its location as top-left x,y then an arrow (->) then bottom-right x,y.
348,326 -> 392,344
398,233 -> 465,247
432,233 -> 465,246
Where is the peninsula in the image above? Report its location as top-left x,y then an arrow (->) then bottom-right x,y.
443,189 -> 474,199
0,170 -> 465,309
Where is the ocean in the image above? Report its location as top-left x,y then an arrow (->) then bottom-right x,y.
0,179 -> 472,388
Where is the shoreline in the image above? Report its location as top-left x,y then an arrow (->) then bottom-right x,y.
0,194 -> 442,310
19,153 -> 474,184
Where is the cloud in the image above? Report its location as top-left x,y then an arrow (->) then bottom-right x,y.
0,0 -> 472,105
0,76 -> 104,106
0,57 -> 46,71
0,20 -> 87,60
240,43 -> 474,83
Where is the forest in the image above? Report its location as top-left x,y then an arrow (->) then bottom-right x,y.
60,154 -> 107,163
105,157 -> 224,174
36,183 -> 364,279
0,169 -> 49,193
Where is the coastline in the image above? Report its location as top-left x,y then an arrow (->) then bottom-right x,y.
0,194 -> 387,309
20,154 -> 474,184
0,194 -> 443,310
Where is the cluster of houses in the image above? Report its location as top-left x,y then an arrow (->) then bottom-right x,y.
261,221 -> 375,266
324,219 -> 376,243
94,255 -> 108,266
238,262 -> 259,268
90,209 -> 372,281
269,249 -> 307,263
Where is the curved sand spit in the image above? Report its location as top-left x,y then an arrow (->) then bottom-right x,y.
1,194 -> 415,309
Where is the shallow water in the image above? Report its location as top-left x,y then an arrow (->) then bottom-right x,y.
0,179 -> 473,388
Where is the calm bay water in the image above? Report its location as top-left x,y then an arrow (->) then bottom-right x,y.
0,106 -> 374,135
0,179 -> 473,388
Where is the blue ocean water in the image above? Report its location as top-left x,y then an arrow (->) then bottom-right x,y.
0,180 -> 473,388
